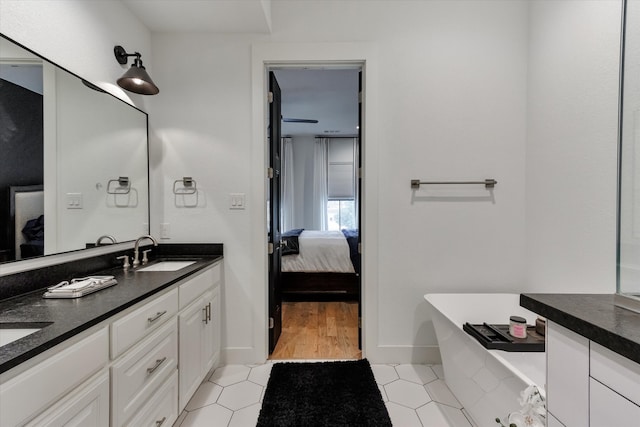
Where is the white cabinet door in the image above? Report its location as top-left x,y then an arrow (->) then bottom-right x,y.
25,371 -> 109,427
590,378 -> 640,426
202,289 -> 217,374
178,265 -> 222,413
209,284 -> 220,370
546,321 -> 589,427
179,294 -> 206,412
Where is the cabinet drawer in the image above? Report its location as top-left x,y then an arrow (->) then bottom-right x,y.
179,266 -> 218,310
126,371 -> 178,427
111,319 -> 178,427
591,341 -> 640,406
0,327 -> 108,427
111,288 -> 178,358
590,377 -> 640,426
26,370 -> 109,427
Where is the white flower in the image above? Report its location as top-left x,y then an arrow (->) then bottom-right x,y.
508,411 -> 545,427
496,385 -> 546,427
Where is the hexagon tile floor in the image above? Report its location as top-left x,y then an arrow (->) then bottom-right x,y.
173,363 -> 476,427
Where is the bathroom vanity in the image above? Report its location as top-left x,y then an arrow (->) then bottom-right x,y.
521,294 -> 640,427
0,244 -> 222,427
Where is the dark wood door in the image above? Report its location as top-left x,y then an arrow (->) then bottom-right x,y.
268,71 -> 283,354
358,70 -> 363,349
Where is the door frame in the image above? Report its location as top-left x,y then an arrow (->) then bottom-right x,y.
250,43 -> 380,362
267,66 -> 362,355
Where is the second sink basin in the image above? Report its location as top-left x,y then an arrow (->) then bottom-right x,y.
0,322 -> 53,347
137,261 -> 196,272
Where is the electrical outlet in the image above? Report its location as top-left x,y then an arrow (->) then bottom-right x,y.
160,223 -> 170,239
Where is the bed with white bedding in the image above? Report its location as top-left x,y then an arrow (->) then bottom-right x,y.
282,230 -> 355,273
280,229 -> 359,300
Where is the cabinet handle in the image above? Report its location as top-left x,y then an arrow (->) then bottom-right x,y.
147,310 -> 167,323
207,302 -> 212,322
202,306 -> 208,324
146,357 -> 167,375
155,416 -> 167,426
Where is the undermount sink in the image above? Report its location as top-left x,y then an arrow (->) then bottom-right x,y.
136,261 -> 196,272
0,322 -> 52,347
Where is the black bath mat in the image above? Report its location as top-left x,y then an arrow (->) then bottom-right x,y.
257,359 -> 392,427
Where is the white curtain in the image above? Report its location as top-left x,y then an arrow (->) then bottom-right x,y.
281,137 -> 295,232
313,138 -> 329,230
353,137 -> 359,229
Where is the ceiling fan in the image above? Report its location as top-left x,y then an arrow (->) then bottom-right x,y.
282,116 -> 318,124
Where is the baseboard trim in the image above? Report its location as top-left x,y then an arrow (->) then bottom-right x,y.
222,347 -> 263,365
365,345 -> 442,365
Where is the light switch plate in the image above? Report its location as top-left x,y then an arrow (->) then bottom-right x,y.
230,193 -> 246,210
160,223 -> 170,239
66,193 -> 82,209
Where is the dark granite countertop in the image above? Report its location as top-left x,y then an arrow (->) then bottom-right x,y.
521,293 -> 640,365
0,246 -> 222,374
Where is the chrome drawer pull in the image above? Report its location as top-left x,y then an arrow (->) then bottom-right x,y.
146,357 -> 167,375
207,302 -> 212,322
202,306 -> 208,324
155,416 -> 167,426
147,310 -> 167,323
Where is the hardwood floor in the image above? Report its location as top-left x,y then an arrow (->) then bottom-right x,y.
270,301 -> 362,360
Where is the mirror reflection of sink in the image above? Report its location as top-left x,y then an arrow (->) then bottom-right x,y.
0,322 -> 53,347
137,261 -> 196,272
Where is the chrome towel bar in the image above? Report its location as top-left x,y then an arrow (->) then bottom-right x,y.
411,179 -> 497,189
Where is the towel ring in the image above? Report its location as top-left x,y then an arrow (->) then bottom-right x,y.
107,177 -> 131,194
173,177 -> 197,195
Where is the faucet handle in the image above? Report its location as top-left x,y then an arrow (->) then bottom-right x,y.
142,249 -> 152,265
117,255 -> 130,269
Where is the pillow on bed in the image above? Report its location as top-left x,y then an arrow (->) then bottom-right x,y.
22,215 -> 44,241
281,228 -> 304,255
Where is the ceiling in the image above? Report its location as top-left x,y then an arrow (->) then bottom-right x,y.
121,0 -> 360,136
274,69 -> 360,136
121,0 -> 272,33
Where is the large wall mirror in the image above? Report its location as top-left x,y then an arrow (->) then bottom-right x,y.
0,34 -> 149,264
618,0 -> 640,297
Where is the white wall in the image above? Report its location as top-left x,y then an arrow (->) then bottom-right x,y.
0,0 -> 622,364
150,0 -> 530,362
526,0 -> 621,294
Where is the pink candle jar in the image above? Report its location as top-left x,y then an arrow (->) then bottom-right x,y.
509,315 -> 527,339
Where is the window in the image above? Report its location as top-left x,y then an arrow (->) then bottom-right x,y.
326,138 -> 357,230
327,200 -> 356,230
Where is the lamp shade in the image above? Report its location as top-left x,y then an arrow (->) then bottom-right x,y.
117,60 -> 159,95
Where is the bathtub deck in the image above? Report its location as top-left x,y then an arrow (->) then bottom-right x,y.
425,293 -> 547,427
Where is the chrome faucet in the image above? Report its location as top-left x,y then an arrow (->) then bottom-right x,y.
95,235 -> 117,246
133,235 -> 158,267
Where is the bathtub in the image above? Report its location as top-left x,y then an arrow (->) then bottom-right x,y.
424,293 -> 545,427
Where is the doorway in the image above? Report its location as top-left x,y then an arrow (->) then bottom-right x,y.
267,66 -> 363,360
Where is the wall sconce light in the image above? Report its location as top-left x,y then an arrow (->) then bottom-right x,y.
113,45 -> 159,95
